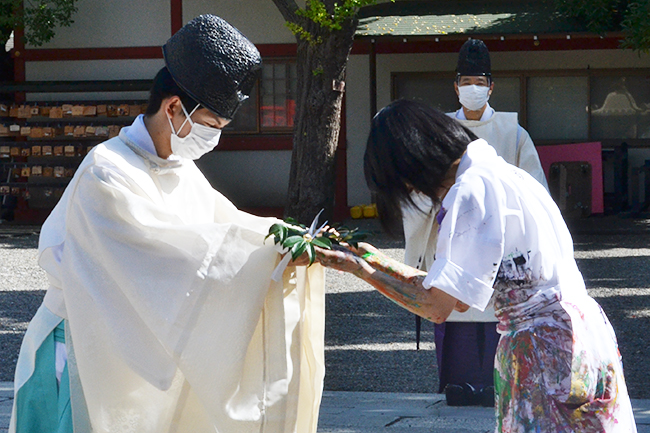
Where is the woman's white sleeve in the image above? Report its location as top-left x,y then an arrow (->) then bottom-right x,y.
423,175 -> 504,311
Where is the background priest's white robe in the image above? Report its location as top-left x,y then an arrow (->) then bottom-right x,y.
10,115 -> 325,433
401,104 -> 548,322
449,103 -> 548,190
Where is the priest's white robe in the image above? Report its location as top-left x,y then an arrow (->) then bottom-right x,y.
10,119 -> 325,433
448,104 -> 548,190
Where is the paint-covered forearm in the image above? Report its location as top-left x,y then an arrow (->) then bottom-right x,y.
358,250 -> 447,321
361,250 -> 426,287
316,246 -> 458,323
364,269 -> 448,322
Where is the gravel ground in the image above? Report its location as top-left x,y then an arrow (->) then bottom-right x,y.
1,216 -> 650,398
0,230 -> 46,379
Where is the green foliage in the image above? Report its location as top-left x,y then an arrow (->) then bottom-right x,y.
266,216 -> 367,266
555,0 -> 650,53
296,0 -> 378,32
620,1 -> 650,52
328,224 -> 368,248
286,0 -> 393,45
0,0 -> 78,47
555,0 -> 626,35
285,20 -> 322,45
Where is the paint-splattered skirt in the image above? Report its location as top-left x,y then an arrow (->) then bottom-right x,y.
493,296 -> 636,433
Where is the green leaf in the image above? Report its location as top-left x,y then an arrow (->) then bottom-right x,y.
286,226 -> 306,237
18,0 -> 79,47
267,216 -> 367,265
283,235 -> 305,249
322,224 -> 368,246
284,217 -> 304,228
311,236 -> 332,249
266,223 -> 287,244
348,240 -> 360,248
347,232 -> 367,242
277,225 -> 289,244
291,240 -> 308,261
307,243 -> 316,265
267,223 -> 283,237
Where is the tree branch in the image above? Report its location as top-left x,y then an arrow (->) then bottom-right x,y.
271,0 -> 300,23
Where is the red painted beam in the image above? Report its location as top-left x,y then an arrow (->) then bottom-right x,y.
17,35 -> 624,63
255,43 -> 297,57
12,26 -> 25,103
12,31 -> 25,79
171,0 -> 183,35
21,44 -> 297,62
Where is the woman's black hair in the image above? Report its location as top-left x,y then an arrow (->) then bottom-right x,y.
364,99 -> 477,236
145,66 -> 200,116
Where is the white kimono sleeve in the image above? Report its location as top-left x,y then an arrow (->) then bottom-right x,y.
57,162 -> 280,390
423,173 -> 504,311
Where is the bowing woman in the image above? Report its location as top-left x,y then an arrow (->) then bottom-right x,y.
317,99 -> 636,432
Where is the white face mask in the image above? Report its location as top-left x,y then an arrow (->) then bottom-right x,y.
458,84 -> 490,111
167,102 -> 222,160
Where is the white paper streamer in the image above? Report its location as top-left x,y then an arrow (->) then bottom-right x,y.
271,251 -> 293,282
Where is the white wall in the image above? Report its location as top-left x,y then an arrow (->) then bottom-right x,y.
29,0 -> 171,49
30,0 -> 296,49
184,0 -> 295,44
26,59 -> 164,81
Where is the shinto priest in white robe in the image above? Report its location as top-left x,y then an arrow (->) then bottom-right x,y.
10,115 -> 325,433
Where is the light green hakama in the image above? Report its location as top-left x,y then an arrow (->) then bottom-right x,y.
14,320 -> 72,433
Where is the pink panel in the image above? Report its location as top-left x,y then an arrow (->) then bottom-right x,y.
536,142 -> 604,214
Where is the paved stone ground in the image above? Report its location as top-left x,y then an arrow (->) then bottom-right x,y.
316,392 -> 650,433
316,392 -> 496,433
1,216 -> 650,401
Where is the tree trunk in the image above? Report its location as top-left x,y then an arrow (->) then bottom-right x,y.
284,22 -> 356,224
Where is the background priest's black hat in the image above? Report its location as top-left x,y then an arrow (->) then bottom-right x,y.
456,39 -> 491,78
163,15 -> 262,120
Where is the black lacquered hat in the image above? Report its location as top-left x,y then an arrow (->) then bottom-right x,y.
163,15 -> 262,120
456,39 -> 491,78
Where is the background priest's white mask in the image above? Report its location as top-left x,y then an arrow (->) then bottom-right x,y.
458,84 -> 490,111
168,102 -> 222,160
